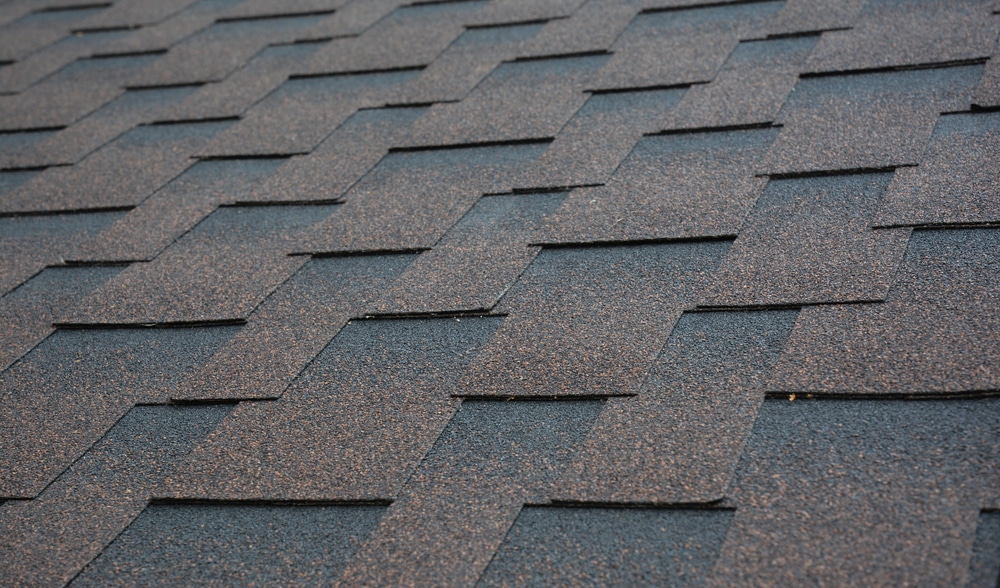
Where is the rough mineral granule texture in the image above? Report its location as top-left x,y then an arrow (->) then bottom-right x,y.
703,172 -> 911,307
538,128 -> 776,244
0,326 -> 238,497
460,240 -> 729,397
163,317 -> 502,501
337,399 -> 604,587
479,507 -> 733,587
770,228 -> 1000,394
72,503 -> 385,588
875,112 -> 1000,227
710,398 -> 1000,587
0,405 -> 232,587
557,309 -> 797,504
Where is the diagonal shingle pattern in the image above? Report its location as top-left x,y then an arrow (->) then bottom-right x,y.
1,0 -> 999,586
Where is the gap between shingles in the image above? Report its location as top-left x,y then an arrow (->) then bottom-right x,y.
649,122 -> 779,137
0,205 -> 133,218
763,390 -> 1000,401
53,319 -> 248,329
761,165 -> 905,180
388,137 -> 553,153
148,497 -> 393,506
288,65 -> 425,81
213,9 -> 336,24
541,499 -> 731,510
531,235 -> 737,249
641,0 -> 780,15
799,57 -> 989,79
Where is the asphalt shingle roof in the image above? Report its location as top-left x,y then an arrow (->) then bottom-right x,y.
1,0 -> 999,586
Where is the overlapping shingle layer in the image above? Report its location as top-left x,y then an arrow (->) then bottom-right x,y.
1,0 -> 999,585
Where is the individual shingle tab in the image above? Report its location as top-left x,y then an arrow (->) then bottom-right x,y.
0,210 -> 122,296
292,0 -> 407,41
590,1 -> 784,91
556,309 -> 796,504
63,204 -> 336,324
479,507 -> 733,587
804,0 -> 999,73
515,0 -> 637,59
87,0 -> 235,57
72,503 -> 385,587
298,142 -> 548,253
762,65 -> 983,174
174,253 -> 417,401
197,68 -> 422,156
0,404 -> 231,587
459,241 -> 730,397
514,87 -> 686,189
73,158 -> 288,262
0,5 -> 108,62
401,53 -> 609,148
0,327 -> 238,497
373,192 -> 565,315
704,173 -> 911,307
0,119 -> 233,213
538,127 -> 777,244
0,29 -> 128,94
710,398 -> 1000,586
158,41 -> 325,122
0,86 -> 197,169
163,317 -> 502,500
337,399 -> 603,587
240,106 -> 426,203
661,36 -> 817,130
0,53 -> 159,131
875,112 -> 1000,227
397,21 -> 545,105
126,12 -> 333,88
765,0 -> 866,36
465,0 -> 584,26
0,265 -> 123,372
299,0 -> 487,75
770,228 -> 1000,394
72,0 -> 198,30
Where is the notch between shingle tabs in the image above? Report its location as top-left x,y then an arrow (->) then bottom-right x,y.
761,166 -> 907,180
531,235 -> 736,249
765,29 -> 841,40
52,318 -> 248,329
509,50 -> 611,64
359,310 -> 503,321
465,18 -> 551,30
35,2 -> 111,12
149,497 -> 393,507
288,65 -> 425,81
800,58 -> 989,79
544,499 -> 731,510
214,9 -> 336,24
640,0 -> 778,14
456,393 -> 625,400
649,122 -> 779,137
763,390 -> 1000,401
389,137 -> 553,153
70,25 -> 139,34
0,205 -> 133,219
90,49 -> 168,61
299,247 -> 428,258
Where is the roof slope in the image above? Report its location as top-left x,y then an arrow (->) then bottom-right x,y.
1,0 -> 999,585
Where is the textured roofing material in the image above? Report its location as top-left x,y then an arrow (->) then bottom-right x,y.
1,0 -> 1000,586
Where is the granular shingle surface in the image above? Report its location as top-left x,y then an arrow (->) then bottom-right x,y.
3,0 -> 1000,585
